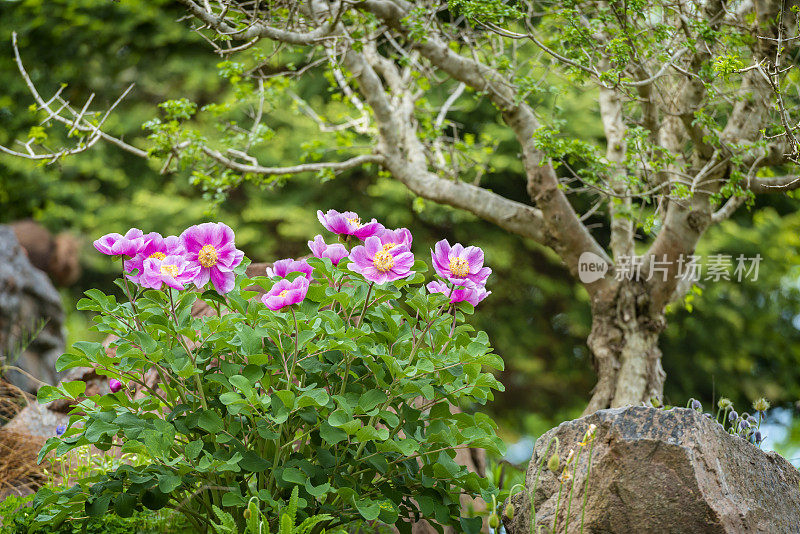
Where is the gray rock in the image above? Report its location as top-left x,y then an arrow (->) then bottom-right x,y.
0,225 -> 66,393
504,406 -> 800,534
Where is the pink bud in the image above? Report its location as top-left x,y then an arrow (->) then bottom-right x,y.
109,379 -> 123,393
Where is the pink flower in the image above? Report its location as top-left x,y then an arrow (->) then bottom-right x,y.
347,236 -> 414,284
427,280 -> 491,307
93,228 -> 144,257
180,222 -> 244,294
261,277 -> 310,311
266,258 -> 314,280
124,233 -> 184,283
109,379 -> 123,393
139,255 -> 201,291
317,209 -> 384,239
308,235 -> 348,265
431,239 -> 491,286
379,228 -> 413,251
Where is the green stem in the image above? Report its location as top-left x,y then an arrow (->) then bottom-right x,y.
120,257 -> 143,330
531,436 -> 558,533
289,307 -> 299,378
355,282 -> 374,328
552,479 -> 564,534
563,445 -> 583,532
579,438 -> 596,534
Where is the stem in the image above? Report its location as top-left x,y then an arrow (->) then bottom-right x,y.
579,438 -> 596,534
563,445 -> 583,532
530,436 -> 558,533
169,288 -> 208,410
355,282 -> 374,328
552,479 -> 564,534
120,257 -> 143,330
409,284 -> 455,361
289,307 -> 299,378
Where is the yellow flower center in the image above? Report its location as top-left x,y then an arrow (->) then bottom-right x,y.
347,217 -> 362,228
278,290 -> 289,298
382,243 -> 397,251
374,250 -> 395,273
449,257 -> 469,278
160,264 -> 179,278
149,252 -> 166,261
198,244 -> 218,268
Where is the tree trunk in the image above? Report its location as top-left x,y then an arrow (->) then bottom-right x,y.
583,281 -> 666,415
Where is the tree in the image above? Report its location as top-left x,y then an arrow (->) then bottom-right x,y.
3,0 -> 800,412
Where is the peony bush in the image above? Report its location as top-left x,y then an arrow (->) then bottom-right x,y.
33,210 -> 504,532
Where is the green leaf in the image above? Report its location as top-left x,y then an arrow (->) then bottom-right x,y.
158,474 -> 183,493
281,467 -> 307,485
319,422 -> 347,445
358,390 -> 387,412
237,325 -> 262,356
327,409 -> 352,427
85,495 -> 112,516
355,498 -> 381,521
61,380 -> 86,399
239,451 -> 270,473
185,440 -> 204,460
297,388 -> 330,409
198,410 -> 224,433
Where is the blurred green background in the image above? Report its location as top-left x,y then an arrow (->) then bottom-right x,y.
2,0 -> 799,463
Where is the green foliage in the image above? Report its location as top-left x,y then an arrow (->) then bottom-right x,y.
0,494 -> 190,534
663,207 -> 800,410
33,242 -> 504,531
447,0 -> 523,23
211,488 -> 336,534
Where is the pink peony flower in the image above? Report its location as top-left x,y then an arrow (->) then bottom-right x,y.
109,379 -> 123,393
180,222 -> 244,294
317,209 -> 384,239
431,239 -> 491,286
308,235 -> 348,265
427,280 -> 491,307
266,258 -> 314,280
124,233 -> 184,283
379,228 -> 413,251
93,228 -> 145,257
139,254 -> 201,291
347,236 -> 414,284
261,277 -> 310,311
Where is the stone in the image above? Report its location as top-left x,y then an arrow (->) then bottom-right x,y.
0,226 -> 66,393
504,406 -> 800,534
12,219 -> 81,287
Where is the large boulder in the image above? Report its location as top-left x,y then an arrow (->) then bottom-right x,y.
0,226 -> 66,393
504,406 -> 800,534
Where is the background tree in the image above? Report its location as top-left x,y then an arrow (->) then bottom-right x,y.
3,0 -> 800,413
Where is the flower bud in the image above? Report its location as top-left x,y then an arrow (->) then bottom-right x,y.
748,415 -> 757,426
690,399 -> 702,411
244,509 -> 251,519
717,397 -> 732,410
504,503 -> 515,519
753,398 -> 770,412
728,410 -> 738,423
55,424 -> 66,436
739,420 -> 750,431
488,512 -> 500,529
754,430 -> 763,443
109,379 -> 123,393
547,453 -> 560,473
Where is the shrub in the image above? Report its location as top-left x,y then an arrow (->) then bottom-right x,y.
33,213 -> 504,533
0,494 -> 190,534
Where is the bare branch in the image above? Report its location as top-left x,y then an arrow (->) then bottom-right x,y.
201,147 -> 384,176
